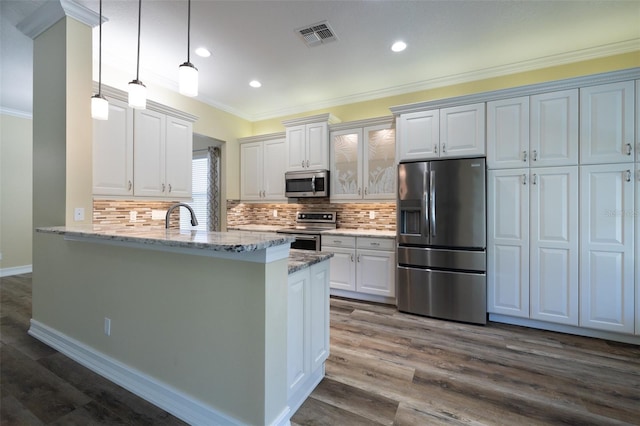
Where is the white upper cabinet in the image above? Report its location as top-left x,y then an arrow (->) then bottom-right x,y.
164,116 -> 193,199
93,98 -> 134,196
133,110 -> 193,199
439,103 -> 486,158
530,89 -> 578,167
487,97 -> 529,169
396,103 -> 484,162
239,134 -> 286,201
284,114 -> 339,172
330,118 -> 395,201
487,90 -> 578,169
580,164 -> 634,333
580,81 -> 635,164
529,166 -> 579,326
397,109 -> 439,160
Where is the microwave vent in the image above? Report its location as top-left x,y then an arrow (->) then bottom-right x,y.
296,21 -> 337,47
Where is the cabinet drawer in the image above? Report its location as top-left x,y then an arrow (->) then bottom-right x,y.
357,237 -> 395,251
322,235 -> 356,248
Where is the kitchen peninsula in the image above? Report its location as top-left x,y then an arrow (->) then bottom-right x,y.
30,227 -> 332,426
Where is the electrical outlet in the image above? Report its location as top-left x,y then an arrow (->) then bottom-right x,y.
152,210 -> 166,220
129,211 -> 137,222
104,317 -> 111,336
74,207 -> 85,221
273,209 -> 278,218
369,211 -> 376,220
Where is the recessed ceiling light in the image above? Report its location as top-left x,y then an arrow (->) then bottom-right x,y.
391,41 -> 407,53
249,80 -> 262,88
195,47 -> 211,58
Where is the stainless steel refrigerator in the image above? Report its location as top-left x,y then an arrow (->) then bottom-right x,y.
396,157 -> 487,324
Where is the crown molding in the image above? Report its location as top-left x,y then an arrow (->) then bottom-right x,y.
17,0 -> 104,40
329,116 -> 394,132
237,132 -> 286,144
0,107 -> 32,119
390,67 -> 640,115
281,113 -> 341,128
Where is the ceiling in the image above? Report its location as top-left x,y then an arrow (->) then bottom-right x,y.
2,0 -> 639,121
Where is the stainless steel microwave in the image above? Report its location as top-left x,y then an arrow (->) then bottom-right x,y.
285,170 -> 329,198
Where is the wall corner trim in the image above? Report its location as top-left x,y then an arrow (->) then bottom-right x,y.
17,0 -> 102,40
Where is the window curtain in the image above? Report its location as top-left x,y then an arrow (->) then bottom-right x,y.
207,146 -> 221,231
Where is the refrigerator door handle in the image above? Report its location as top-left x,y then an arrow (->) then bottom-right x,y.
430,170 -> 436,238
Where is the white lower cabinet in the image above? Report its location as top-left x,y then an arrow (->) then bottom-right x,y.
323,236 -> 395,301
488,167 -> 579,326
287,261 -> 330,410
580,164 -> 635,334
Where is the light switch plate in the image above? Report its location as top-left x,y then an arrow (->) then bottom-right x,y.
369,211 -> 376,219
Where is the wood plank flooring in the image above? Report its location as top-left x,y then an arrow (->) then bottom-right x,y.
2,273 -> 639,425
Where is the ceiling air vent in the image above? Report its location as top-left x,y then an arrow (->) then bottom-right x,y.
296,21 -> 337,47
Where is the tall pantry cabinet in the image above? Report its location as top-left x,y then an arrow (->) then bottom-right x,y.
488,77 -> 639,337
487,90 -> 579,326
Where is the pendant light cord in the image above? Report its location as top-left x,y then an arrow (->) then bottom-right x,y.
187,0 -> 191,64
98,0 -> 102,96
135,0 -> 142,81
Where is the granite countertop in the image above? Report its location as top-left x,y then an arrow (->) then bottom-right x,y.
322,229 -> 396,238
227,224 -> 282,232
288,249 -> 334,274
37,226 -> 295,253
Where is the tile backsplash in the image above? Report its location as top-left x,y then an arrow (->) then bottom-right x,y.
93,199 -> 182,229
227,199 -> 396,230
94,198 -> 396,231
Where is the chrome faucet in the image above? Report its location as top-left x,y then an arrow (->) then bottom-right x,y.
165,203 -> 199,229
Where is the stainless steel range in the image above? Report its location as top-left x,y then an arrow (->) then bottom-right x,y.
277,212 -> 337,251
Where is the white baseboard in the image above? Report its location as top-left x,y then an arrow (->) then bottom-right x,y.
0,264 -> 32,277
489,314 -> 640,345
28,320 -> 261,426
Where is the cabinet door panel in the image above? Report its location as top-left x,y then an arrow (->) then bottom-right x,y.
636,163 -> 639,335
530,89 -> 578,167
324,247 -> 356,291
287,270 -> 309,397
134,109 -> 166,196
580,164 -> 634,333
307,122 -> 328,169
397,110 -> 439,161
356,249 -> 395,297
240,142 -> 264,200
530,167 -> 578,325
165,116 -> 192,198
93,99 -> 133,195
580,81 -> 634,164
487,169 -> 529,317
440,103 -> 485,158
286,125 -> 306,171
364,124 -> 396,199
487,97 -> 529,169
263,138 -> 286,199
309,262 -> 330,371
330,129 -> 362,199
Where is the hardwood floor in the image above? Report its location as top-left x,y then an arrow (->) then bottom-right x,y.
2,273 -> 639,425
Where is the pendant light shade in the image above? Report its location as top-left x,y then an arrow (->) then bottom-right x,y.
91,0 -> 108,120
178,0 -> 198,97
128,0 -> 146,109
91,94 -> 109,120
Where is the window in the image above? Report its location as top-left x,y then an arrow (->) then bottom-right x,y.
180,153 -> 208,231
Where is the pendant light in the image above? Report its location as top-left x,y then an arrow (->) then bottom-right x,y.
128,0 -> 146,109
91,0 -> 108,120
178,0 -> 198,97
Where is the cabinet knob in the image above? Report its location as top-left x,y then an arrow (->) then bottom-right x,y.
532,174 -> 537,185
162,183 -> 166,192
442,143 -> 446,153
371,242 -> 380,246
522,174 -> 527,185
357,254 -> 361,262
364,187 -> 368,195
333,240 -> 342,244
301,160 -> 305,168
532,150 -> 538,161
358,187 -> 361,196
128,180 -> 132,191
306,160 -> 310,168
523,151 -> 527,162
625,169 -> 632,182
626,143 -> 633,156
350,254 -> 354,262
434,144 -> 438,154
168,184 -> 172,193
